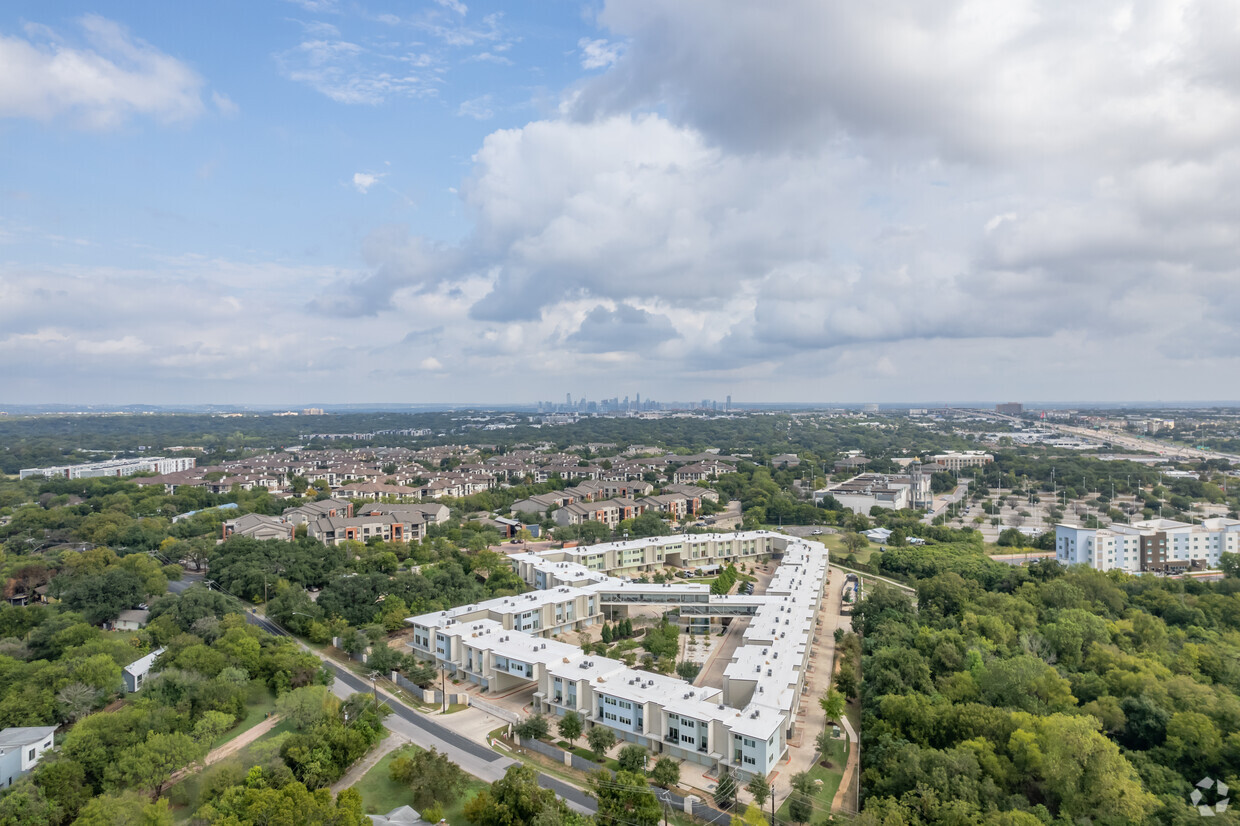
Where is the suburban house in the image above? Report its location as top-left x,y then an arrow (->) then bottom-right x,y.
0,726 -> 57,787
109,609 -> 150,632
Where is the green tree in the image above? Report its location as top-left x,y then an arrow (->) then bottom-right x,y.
587,725 -> 617,760
118,731 -> 205,798
745,775 -> 770,807
714,768 -> 737,811
515,714 -> 550,741
389,747 -> 468,809
558,710 -> 584,746
618,744 -> 648,772
787,772 -> 814,825
651,757 -> 680,788
275,685 -> 334,730
601,623 -> 614,644
74,791 -> 173,826
818,688 -> 844,724
464,764 -> 574,826
592,769 -> 661,826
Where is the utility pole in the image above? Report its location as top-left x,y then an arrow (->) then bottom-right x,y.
770,783 -> 776,825
441,664 -> 448,713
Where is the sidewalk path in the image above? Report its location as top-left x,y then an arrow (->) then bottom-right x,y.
831,699 -> 859,813
333,731 -> 407,793
168,714 -> 282,785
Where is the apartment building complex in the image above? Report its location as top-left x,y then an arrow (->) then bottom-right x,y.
404,531 -> 828,781
20,456 -> 196,480
1056,518 -> 1240,574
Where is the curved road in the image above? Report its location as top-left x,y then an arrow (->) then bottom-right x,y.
245,614 -> 596,814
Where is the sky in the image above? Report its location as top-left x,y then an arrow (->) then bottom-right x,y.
2,1 -> 1239,406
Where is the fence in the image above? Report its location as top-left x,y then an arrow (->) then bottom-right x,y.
469,694 -> 521,725
517,737 -> 733,826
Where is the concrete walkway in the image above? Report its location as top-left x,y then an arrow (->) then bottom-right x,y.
168,714 -> 282,786
831,712 -> 859,814
333,731 -> 407,793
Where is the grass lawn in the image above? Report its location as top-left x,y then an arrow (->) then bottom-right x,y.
775,737 -> 849,821
350,744 -> 489,823
211,686 -> 278,748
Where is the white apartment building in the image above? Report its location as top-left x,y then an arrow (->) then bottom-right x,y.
1056,518 -> 1240,574
405,531 -> 828,781
20,456 -> 197,480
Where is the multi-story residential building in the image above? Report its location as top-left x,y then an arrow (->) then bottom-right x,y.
1055,518 -> 1240,574
282,499 -> 354,525
20,456 -> 196,480
405,531 -> 827,782
996,402 -> 1023,416
308,512 -> 418,545
221,514 -> 295,541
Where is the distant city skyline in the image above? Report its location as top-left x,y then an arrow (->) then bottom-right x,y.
3,2 -> 1239,404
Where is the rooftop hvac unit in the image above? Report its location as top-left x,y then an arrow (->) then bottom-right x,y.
755,666 -> 761,673
766,669 -> 772,676
683,693 -> 690,699
758,687 -> 764,693
773,652 -> 778,659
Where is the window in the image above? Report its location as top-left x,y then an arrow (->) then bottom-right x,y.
28,748 -> 35,760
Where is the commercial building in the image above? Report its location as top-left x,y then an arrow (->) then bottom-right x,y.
1055,518 -> 1240,574
817,465 -> 932,514
404,531 -> 828,781
996,403 -> 1023,416
19,456 -> 197,480
926,451 -> 994,471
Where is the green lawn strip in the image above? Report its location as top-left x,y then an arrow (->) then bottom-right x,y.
774,753 -> 846,822
210,686 -> 278,749
349,744 -> 489,823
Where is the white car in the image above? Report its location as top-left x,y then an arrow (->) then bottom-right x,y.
811,529 -> 823,535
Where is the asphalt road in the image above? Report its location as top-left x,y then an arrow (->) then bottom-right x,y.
244,613 -> 597,814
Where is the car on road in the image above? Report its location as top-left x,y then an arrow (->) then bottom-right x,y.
811,529 -> 823,535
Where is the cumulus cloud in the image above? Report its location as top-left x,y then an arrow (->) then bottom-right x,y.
566,303 -> 679,353
352,172 -> 382,193
0,15 -> 205,128
573,0 -> 1240,162
16,1 -> 1240,403
578,38 -> 622,70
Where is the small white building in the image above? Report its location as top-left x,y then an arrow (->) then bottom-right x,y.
0,726 -> 57,787
123,648 -> 165,693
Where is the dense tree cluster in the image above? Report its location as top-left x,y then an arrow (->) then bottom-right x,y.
854,558 -> 1240,824
0,589 -> 342,824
